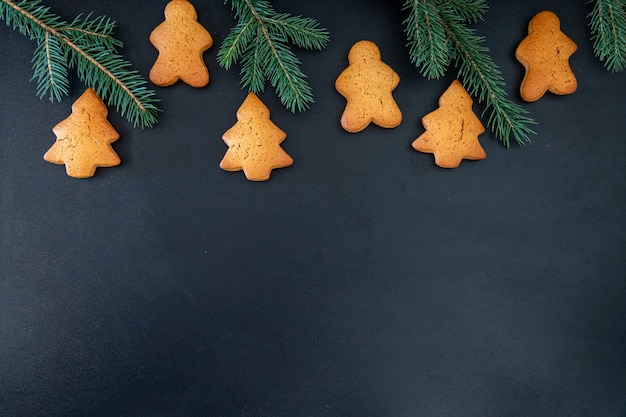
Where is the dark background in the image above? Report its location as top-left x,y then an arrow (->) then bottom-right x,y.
1,0 -> 625,416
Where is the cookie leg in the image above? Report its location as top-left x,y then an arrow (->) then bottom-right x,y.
373,101 -> 402,129
548,65 -> 577,96
520,69 -> 549,102
179,58 -> 209,88
149,56 -> 180,87
340,103 -> 371,133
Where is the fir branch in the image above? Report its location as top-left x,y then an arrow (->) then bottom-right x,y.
240,26 -> 267,92
446,0 -> 488,24
588,0 -> 626,72
62,13 -> 123,52
403,0 -> 535,147
218,18 -> 256,70
0,0 -> 159,128
266,13 -> 329,50
402,0 -> 451,79
218,0 -> 329,113
31,30 -> 69,103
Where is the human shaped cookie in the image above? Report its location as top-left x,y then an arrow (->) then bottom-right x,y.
44,88 -> 121,178
220,93 -> 293,181
515,10 -> 577,102
149,0 -> 213,87
335,40 -> 402,133
412,80 -> 486,169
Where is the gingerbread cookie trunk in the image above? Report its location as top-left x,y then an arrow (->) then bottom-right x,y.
335,40 -> 402,133
149,0 -> 213,87
412,80 -> 486,169
44,88 -> 121,178
515,11 -> 578,102
220,93 -> 293,181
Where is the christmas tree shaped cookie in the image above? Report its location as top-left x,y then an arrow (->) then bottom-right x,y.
335,40 -> 402,133
515,11 -> 578,102
220,93 -> 293,181
149,0 -> 213,87
44,88 -> 121,178
412,80 -> 486,168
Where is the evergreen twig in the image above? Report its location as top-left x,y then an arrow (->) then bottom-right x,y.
0,0 -> 159,128
403,0 -> 535,147
403,0 -> 451,80
445,0 -> 489,24
218,0 -> 329,113
588,0 -> 626,72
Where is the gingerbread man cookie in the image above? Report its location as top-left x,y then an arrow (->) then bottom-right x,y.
44,88 -> 121,178
515,10 -> 578,102
149,0 -> 213,87
412,80 -> 486,169
220,93 -> 293,181
335,40 -> 402,133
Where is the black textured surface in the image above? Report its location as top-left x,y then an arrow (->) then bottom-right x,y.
1,1 -> 625,416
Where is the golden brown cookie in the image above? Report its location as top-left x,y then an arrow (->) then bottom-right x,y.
44,88 -> 121,178
412,80 -> 486,169
515,10 -> 578,102
335,40 -> 402,133
220,92 -> 293,181
149,0 -> 213,87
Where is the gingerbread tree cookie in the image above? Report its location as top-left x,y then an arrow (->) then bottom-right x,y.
220,93 -> 293,181
149,0 -> 213,87
412,80 -> 486,169
335,40 -> 402,133
44,88 -> 121,178
515,11 -> 578,102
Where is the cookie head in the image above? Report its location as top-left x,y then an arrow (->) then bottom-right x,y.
528,10 -> 561,34
164,0 -> 197,21
348,40 -> 381,64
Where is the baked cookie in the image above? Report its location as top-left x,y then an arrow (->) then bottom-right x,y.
44,88 -> 121,178
149,0 -> 213,87
220,92 -> 293,181
412,80 -> 486,169
515,10 -> 578,102
335,40 -> 402,133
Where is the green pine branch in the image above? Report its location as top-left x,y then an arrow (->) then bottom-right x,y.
588,0 -> 626,72
404,0 -> 451,80
0,0 -> 159,128
218,0 -> 329,113
445,0 -> 489,24
403,0 -> 535,147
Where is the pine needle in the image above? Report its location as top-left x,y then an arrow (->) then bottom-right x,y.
218,0 -> 329,113
0,0 -> 159,128
588,0 -> 626,72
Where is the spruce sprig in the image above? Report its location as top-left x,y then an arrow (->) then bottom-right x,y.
218,0 -> 329,113
588,0 -> 626,72
445,0 -> 488,24
0,0 -> 159,127
404,0 -> 451,79
403,0 -> 535,147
